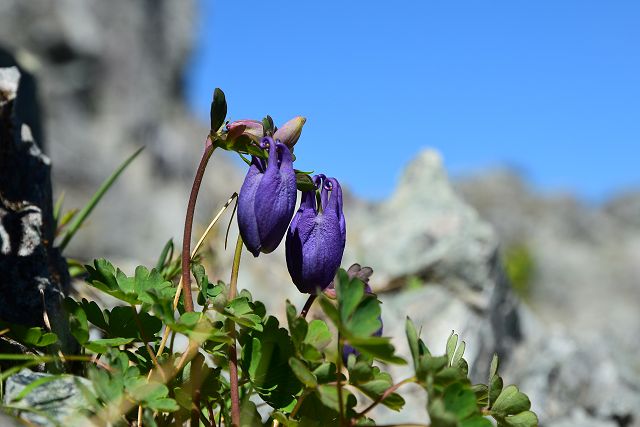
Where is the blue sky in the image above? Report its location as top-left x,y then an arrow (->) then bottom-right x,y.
186,1 -> 640,201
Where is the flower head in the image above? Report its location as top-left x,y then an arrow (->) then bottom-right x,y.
237,137 -> 297,256
286,175 -> 346,294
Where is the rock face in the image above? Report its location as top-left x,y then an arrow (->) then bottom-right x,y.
0,0 -> 242,264
340,151 -> 521,423
457,172 -> 640,427
0,66 -> 72,351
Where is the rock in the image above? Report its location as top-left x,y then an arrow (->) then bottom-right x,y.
338,150 -> 521,424
457,170 -> 640,427
0,0 -> 243,264
0,66 -> 73,351
3,369 -> 93,426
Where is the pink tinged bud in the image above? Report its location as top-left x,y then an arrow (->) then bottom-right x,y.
228,120 -> 264,140
274,116 -> 306,149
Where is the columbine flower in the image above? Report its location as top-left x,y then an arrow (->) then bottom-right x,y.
286,175 -> 346,294
237,137 -> 297,257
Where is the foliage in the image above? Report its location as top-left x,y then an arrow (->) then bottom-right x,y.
503,243 -> 535,298
0,89 -> 538,427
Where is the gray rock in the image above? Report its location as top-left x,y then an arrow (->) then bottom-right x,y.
457,170 -> 640,426
3,369 -> 93,426
0,0 -> 243,265
0,66 -> 73,351
339,150 -> 521,424
346,150 -> 520,376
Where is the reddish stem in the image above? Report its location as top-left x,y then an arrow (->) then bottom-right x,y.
181,142 -> 215,312
300,294 -> 318,318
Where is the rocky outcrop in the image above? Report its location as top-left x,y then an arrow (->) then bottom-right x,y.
457,171 -> 640,426
0,0 -> 242,264
0,66 -> 72,351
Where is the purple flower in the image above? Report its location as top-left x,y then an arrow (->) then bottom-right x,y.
286,175 -> 346,294
237,137 -> 297,257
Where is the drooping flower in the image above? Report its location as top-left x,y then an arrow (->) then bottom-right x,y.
237,137 -> 297,257
286,175 -> 346,294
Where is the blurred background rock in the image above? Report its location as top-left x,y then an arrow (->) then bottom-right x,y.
1,1 -> 638,426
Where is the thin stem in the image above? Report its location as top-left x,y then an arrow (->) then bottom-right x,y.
181,143 -> 216,312
156,193 -> 238,358
289,390 -> 309,418
137,406 -> 143,427
300,294 -> 317,319
228,235 -> 244,427
353,377 -> 416,422
336,335 -> 345,426
130,305 -> 160,369
191,355 -> 204,427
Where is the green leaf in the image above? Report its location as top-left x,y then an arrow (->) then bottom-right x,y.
85,259 -> 139,304
442,383 -> 477,420
224,297 -> 263,331
318,296 -> 341,328
352,370 -> 406,411
146,397 -> 179,412
304,320 -> 331,350
460,416 -> 493,427
498,411 -> 538,427
339,276 -> 365,322
155,239 -> 174,271
242,316 -> 302,409
107,306 -> 162,341
296,172 -> 317,192
490,353 -> 499,380
405,317 -> 420,369
315,384 -> 355,414
428,398 -> 459,427
345,296 -> 382,338
313,363 -> 338,384
210,88 -> 227,132
58,147 -> 143,251
452,340 -> 466,367
288,358 -> 317,388
286,300 -> 308,348
0,321 -> 58,348
489,374 -> 503,407
472,384 -> 489,407
84,337 -> 135,353
446,331 -> 458,365
347,336 -> 406,365
492,385 -> 531,416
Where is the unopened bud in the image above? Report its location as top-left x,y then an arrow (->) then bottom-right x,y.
274,116 -> 306,149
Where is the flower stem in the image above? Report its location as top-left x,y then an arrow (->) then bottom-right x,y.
353,376 -> 416,421
228,234 -> 244,427
336,334 -> 345,426
300,294 -> 317,318
181,142 -> 216,312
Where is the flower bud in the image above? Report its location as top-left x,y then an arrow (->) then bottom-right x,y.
274,116 -> 306,150
237,137 -> 297,256
227,119 -> 264,140
286,175 -> 346,294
